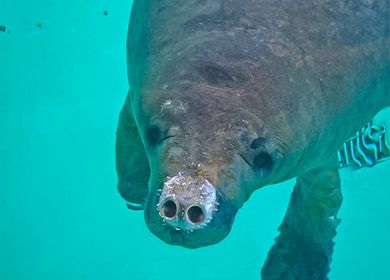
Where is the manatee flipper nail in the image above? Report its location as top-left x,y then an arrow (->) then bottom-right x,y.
262,164 -> 342,280
116,92 -> 150,210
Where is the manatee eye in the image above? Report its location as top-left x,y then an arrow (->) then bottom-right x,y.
253,152 -> 273,171
146,125 -> 161,146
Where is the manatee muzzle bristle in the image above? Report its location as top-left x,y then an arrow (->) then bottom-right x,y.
157,171 -> 218,231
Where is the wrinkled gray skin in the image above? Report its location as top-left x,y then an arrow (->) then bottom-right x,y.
116,0 -> 390,279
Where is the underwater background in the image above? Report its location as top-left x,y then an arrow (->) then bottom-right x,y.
1,0 -> 389,279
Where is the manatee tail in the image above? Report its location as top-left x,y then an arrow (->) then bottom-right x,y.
338,114 -> 390,169
261,166 -> 342,280
115,92 -> 150,210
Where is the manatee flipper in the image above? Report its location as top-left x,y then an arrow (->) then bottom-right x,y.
116,92 -> 150,210
261,166 -> 342,280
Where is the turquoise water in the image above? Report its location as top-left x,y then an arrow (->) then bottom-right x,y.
1,1 -> 390,279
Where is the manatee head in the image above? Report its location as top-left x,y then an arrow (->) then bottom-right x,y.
131,63 -> 299,248
127,1 -> 314,249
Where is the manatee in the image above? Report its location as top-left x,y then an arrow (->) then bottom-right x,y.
116,0 -> 390,279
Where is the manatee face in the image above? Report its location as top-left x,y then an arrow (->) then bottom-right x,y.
131,63 -> 294,248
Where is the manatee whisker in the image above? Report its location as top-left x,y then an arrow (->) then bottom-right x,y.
158,135 -> 176,143
238,153 -> 253,168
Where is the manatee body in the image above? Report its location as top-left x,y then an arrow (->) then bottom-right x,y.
116,0 -> 390,279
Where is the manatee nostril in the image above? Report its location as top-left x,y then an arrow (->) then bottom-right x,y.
161,200 -> 177,218
186,205 -> 205,224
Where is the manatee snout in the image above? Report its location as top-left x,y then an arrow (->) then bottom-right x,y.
134,115 -> 283,247
144,171 -> 238,248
